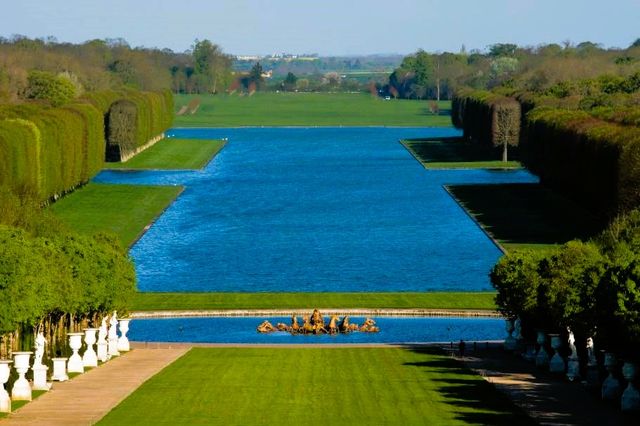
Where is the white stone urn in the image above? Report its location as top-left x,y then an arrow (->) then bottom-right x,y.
602,352 -> 622,401
108,312 -> 120,358
67,332 -> 85,373
51,358 -> 69,382
621,361 -> 640,412
535,331 -> 549,367
0,360 -> 12,413
117,319 -> 131,352
82,328 -> 98,368
97,318 -> 109,362
549,334 -> 565,373
11,352 -> 32,401
504,319 -> 516,351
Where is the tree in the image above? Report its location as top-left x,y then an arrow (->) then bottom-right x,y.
283,72 -> 297,91
489,43 -> 518,57
23,70 -> 76,106
249,62 -> 264,89
630,38 -> 640,48
192,39 -> 231,94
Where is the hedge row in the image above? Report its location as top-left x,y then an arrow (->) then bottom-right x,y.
0,101 -> 104,200
84,89 -> 173,161
0,89 -> 174,199
452,90 -> 520,161
522,108 -> 640,218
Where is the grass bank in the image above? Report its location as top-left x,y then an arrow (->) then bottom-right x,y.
132,292 -> 496,311
105,138 -> 226,170
401,138 -> 521,169
174,92 -> 452,127
447,183 -> 603,252
50,183 -> 183,247
98,347 -> 531,425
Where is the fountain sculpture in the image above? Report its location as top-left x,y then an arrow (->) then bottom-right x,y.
257,310 -> 379,335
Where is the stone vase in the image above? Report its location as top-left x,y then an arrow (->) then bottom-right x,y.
621,361 -> 640,411
549,334 -> 565,373
97,320 -> 108,363
51,358 -> 69,382
82,328 -> 98,368
108,318 -> 120,358
67,333 -> 85,374
11,352 -> 32,401
602,352 -> 622,401
504,319 -> 516,351
535,331 -> 549,368
0,360 -> 12,413
31,364 -> 50,391
117,319 -> 131,352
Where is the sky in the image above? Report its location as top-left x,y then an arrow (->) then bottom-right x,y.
2,0 -> 639,56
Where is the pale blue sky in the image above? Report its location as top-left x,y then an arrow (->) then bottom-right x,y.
2,0 -> 639,55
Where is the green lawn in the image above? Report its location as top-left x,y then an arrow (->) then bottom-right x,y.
98,348 -> 532,425
106,138 -> 226,170
401,138 -> 521,169
447,184 -> 603,252
174,92 -> 452,127
50,183 -> 183,247
132,292 -> 496,311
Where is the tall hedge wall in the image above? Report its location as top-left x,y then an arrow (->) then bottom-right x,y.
0,89 -> 173,199
85,89 -> 174,161
452,90 -> 520,161
522,108 -> 640,217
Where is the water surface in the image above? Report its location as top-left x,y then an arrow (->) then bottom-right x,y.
96,127 -> 537,292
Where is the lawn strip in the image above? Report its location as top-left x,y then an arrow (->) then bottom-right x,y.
174,92 -> 451,127
50,183 -> 183,248
132,292 -> 497,311
401,138 -> 521,169
105,138 -> 226,170
446,183 -> 603,252
98,347 -> 533,425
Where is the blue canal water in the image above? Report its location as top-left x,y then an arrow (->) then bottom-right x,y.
128,316 -> 505,344
95,127 -> 537,292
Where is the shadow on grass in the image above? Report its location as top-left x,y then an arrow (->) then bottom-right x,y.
402,348 -> 536,425
404,137 -> 515,164
447,183 -> 604,248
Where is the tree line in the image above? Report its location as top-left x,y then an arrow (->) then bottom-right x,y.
387,40 -> 640,100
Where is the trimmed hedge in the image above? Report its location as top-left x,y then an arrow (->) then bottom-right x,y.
522,108 -> 640,218
85,89 -> 174,161
452,89 -> 520,161
0,89 -> 173,199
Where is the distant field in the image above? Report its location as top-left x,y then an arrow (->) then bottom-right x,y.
106,138 -> 225,170
402,138 -> 521,169
98,348 -> 531,425
50,183 -> 183,247
447,184 -> 603,252
132,292 -> 497,311
174,92 -> 452,127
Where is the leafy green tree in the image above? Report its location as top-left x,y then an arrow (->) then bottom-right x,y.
23,70 -> 76,106
283,72 -> 297,91
249,62 -> 264,88
192,39 -> 231,94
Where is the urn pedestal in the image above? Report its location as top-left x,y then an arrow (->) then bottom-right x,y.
31,365 -> 50,391
117,319 -> 131,352
82,328 -> 98,368
549,334 -> 565,374
535,331 -> 550,368
51,358 -> 69,382
504,319 -> 516,351
108,318 -> 120,358
602,353 -> 622,401
67,333 -> 85,374
621,362 -> 640,412
0,360 -> 11,413
11,352 -> 32,401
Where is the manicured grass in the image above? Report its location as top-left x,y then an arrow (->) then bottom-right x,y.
98,348 -> 532,425
447,183 -> 603,252
132,292 -> 496,311
174,92 -> 452,127
50,183 -> 183,247
402,138 -> 521,169
106,138 -> 226,170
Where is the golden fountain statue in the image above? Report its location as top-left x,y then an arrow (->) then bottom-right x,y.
257,309 -> 379,335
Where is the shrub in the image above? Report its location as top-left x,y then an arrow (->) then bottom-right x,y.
23,70 -> 76,107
